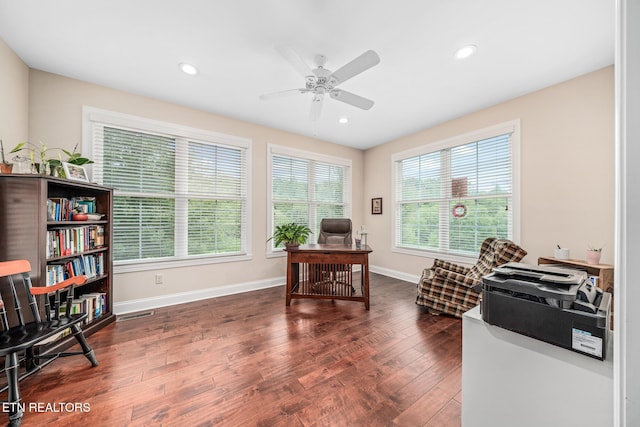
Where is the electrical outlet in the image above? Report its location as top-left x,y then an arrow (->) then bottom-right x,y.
155,274 -> 164,285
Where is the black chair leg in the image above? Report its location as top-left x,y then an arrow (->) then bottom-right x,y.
70,323 -> 99,367
6,352 -> 23,426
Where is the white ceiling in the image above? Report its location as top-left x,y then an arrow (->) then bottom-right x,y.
0,0 -> 614,150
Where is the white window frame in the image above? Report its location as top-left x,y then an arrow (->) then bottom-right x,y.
391,120 -> 521,264
82,106 -> 252,273
266,144 -> 352,257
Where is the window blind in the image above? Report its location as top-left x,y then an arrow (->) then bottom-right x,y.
269,146 -> 351,250
88,113 -> 249,266
395,128 -> 515,256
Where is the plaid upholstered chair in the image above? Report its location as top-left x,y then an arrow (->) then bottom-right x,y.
416,237 -> 527,317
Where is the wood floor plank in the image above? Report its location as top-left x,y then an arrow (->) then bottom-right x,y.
4,273 -> 463,426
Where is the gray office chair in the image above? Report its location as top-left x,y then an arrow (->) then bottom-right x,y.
317,218 -> 353,245
312,218 -> 354,295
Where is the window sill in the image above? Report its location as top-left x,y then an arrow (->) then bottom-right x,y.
392,246 -> 478,266
114,253 -> 253,273
266,250 -> 286,259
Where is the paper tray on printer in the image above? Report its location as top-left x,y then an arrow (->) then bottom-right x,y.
493,262 -> 586,285
488,262 -> 586,302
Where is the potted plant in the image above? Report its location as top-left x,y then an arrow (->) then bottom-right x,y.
267,222 -> 312,249
5,141 -> 93,176
0,140 -> 25,174
47,144 -> 94,177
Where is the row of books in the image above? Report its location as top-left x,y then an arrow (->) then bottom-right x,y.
46,225 -> 105,258
45,253 -> 105,287
42,292 -> 108,344
47,197 -> 97,221
65,292 -> 108,324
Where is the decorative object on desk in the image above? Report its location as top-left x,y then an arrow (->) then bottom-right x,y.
359,225 -> 368,247
554,245 -> 570,260
267,222 -> 312,249
63,162 -> 90,182
371,197 -> 382,215
586,246 -> 603,265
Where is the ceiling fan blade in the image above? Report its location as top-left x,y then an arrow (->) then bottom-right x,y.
275,46 -> 313,78
309,91 -> 324,121
259,88 -> 309,101
330,89 -> 375,110
329,50 -> 380,86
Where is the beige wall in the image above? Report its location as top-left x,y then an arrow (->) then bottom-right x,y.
28,70 -> 365,306
0,38 -> 29,158
364,66 -> 615,279
18,53 -> 615,308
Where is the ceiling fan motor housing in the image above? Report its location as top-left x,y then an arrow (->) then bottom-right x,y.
261,47 -> 380,120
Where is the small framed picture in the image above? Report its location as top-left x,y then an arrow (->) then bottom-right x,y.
63,162 -> 90,182
371,197 -> 382,215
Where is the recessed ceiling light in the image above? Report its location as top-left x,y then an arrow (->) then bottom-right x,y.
179,62 -> 198,76
454,45 -> 477,60
339,117 -> 349,124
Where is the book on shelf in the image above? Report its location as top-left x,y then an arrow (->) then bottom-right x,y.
40,293 -> 104,343
47,196 -> 97,221
79,292 -> 107,322
46,225 -> 105,258
45,253 -> 105,286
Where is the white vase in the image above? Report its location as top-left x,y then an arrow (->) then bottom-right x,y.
586,250 -> 601,265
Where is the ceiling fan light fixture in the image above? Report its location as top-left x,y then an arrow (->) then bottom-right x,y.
179,62 -> 199,76
454,45 -> 477,60
261,47 -> 380,121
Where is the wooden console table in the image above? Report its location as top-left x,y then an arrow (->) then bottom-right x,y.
538,256 -> 614,328
285,244 -> 373,310
537,257 -> 613,294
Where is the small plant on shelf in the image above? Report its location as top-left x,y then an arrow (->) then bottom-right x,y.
267,222 -> 312,248
0,141 -> 93,176
0,140 -> 24,173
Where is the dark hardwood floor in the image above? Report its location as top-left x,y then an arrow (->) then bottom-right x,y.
14,273 -> 462,426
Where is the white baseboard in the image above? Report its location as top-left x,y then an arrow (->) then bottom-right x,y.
369,265 -> 421,284
113,265 -> 420,316
113,276 -> 285,315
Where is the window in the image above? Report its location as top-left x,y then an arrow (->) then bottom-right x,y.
392,121 -> 519,259
83,107 -> 251,271
268,145 -> 351,252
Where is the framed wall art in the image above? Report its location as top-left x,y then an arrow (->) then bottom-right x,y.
371,197 -> 382,215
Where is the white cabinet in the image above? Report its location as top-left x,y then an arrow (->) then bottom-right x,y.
462,306 -> 613,427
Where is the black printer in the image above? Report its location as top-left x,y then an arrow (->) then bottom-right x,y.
481,262 -> 611,360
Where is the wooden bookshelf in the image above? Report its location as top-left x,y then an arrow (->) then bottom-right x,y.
0,174 -> 115,351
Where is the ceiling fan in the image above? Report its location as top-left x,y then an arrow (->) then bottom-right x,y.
260,46 -> 380,121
